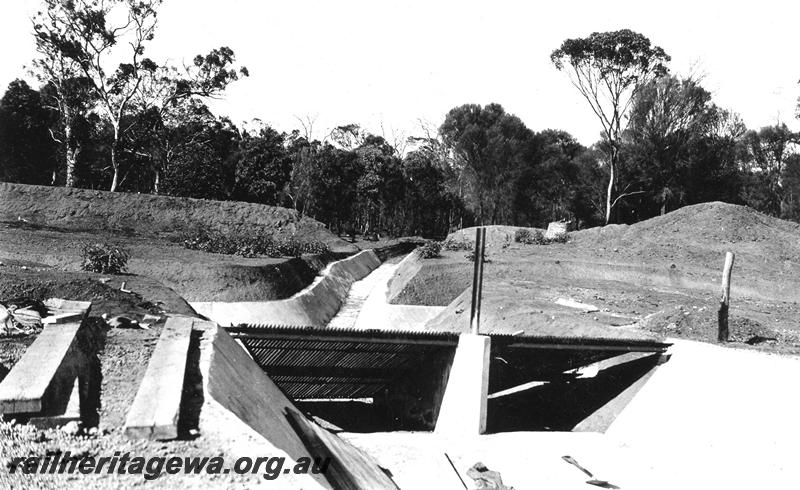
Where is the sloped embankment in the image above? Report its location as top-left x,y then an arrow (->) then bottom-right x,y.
0,182 -> 357,253
192,250 -> 382,326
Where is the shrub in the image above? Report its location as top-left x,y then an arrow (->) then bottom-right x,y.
515,228 -> 546,245
180,229 -> 329,258
81,243 -> 130,274
442,237 -> 473,251
547,231 -> 569,243
418,240 -> 443,259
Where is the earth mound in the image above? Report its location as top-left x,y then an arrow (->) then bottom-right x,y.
0,182 -> 357,253
575,201 -> 800,259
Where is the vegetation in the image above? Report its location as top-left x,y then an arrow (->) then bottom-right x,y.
180,230 -> 329,258
514,228 -> 546,245
81,243 -> 130,274
418,241 -> 443,259
2,14 -> 800,237
551,29 -> 670,224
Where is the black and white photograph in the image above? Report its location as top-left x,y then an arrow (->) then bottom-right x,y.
1,0 -> 799,488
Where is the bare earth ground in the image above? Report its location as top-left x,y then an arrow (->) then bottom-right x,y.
396,202 -> 800,353
3,190 -> 800,488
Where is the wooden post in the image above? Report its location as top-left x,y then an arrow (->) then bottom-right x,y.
718,252 -> 735,342
470,227 -> 486,334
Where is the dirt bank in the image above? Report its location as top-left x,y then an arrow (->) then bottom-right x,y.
396,202 -> 800,352
0,182 -> 357,253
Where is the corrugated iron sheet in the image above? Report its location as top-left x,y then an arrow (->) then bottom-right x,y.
230,324 -> 670,399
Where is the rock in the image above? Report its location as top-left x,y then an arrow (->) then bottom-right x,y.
62,421 -> 81,436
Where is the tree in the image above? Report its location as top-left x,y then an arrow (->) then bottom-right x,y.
0,80 -> 59,184
32,0 -> 247,191
513,129 -> 586,226
623,75 -> 725,216
233,126 -> 292,205
160,113 -> 239,200
551,29 -> 670,223
440,103 -> 535,225
739,123 -> 798,216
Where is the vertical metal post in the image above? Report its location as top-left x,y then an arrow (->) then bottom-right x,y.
470,227 -> 486,334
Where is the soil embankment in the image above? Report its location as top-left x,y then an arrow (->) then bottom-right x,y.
0,182 -> 356,253
397,202 -> 800,350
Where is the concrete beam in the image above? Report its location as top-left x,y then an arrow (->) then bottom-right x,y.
124,316 -> 193,440
572,353 -> 667,433
435,333 -> 491,435
0,321 -> 87,416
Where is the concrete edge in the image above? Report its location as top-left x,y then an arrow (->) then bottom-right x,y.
191,250 -> 381,327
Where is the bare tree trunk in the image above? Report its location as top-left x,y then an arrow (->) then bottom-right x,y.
604,147 -> 617,225
153,169 -> 160,194
109,125 -> 120,192
64,123 -> 76,188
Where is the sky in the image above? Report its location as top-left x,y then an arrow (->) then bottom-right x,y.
1,0 -> 799,146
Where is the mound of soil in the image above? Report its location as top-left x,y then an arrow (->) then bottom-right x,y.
0,182 -> 357,253
575,201 -> 800,264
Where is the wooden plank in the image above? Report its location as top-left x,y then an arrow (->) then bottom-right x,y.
42,312 -> 86,325
286,407 -> 399,490
43,298 -> 93,313
124,316 -> 193,440
0,322 -> 84,414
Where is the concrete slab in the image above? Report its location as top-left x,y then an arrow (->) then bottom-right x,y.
605,339 -> 800,489
341,431 -> 636,490
200,324 -> 331,489
28,378 -> 81,429
572,352 -> 663,432
0,321 -> 86,415
124,316 -> 193,440
435,334 -> 491,435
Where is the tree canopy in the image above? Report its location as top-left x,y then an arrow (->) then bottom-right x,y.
552,29 -> 670,223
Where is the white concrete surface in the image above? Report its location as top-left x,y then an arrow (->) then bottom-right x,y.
199,325 -> 331,489
344,339 -> 800,490
435,334 -> 491,436
605,338 -> 800,489
328,254 -> 444,331
191,250 -> 381,326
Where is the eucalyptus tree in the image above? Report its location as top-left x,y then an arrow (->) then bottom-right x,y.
551,29 -> 670,223
32,0 -> 247,191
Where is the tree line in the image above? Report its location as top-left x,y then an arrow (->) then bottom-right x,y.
1,3 -> 799,237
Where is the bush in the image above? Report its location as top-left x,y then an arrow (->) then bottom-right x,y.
81,243 -> 130,274
515,228 -> 546,245
442,237 -> 473,251
547,231 -> 569,243
418,240 -> 443,259
181,229 -> 330,258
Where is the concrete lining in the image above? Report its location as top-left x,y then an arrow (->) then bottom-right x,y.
386,249 -> 423,303
199,324 -> 331,489
192,250 -> 381,327
329,253 -> 444,331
